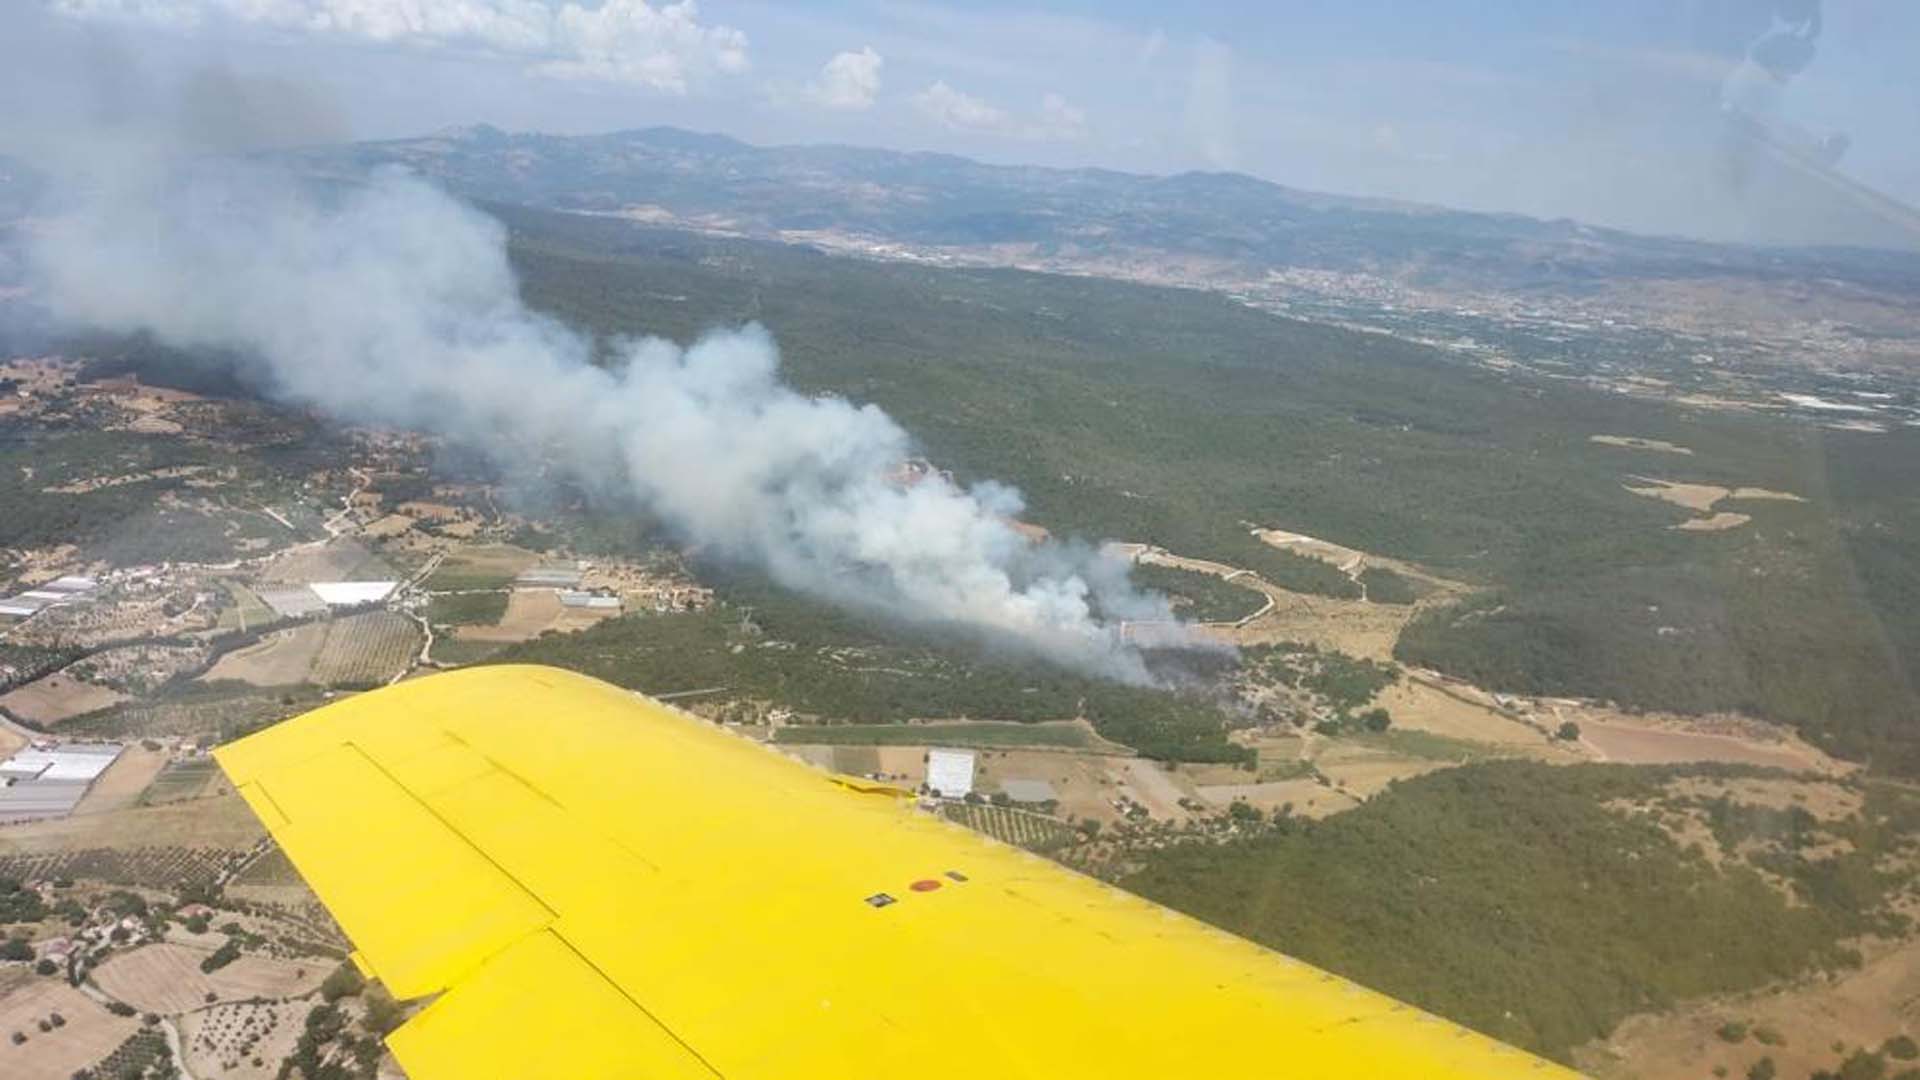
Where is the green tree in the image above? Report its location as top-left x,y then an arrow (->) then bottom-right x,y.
320,962 -> 366,1003
363,988 -> 405,1036
198,939 -> 241,973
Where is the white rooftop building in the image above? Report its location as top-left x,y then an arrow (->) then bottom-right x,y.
0,743 -> 124,822
559,591 -> 621,610
925,749 -> 976,799
309,581 -> 399,607
255,581 -> 397,616
0,744 -> 123,783
0,575 -> 98,618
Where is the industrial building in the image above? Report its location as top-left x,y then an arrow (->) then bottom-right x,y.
0,743 -> 124,822
0,574 -> 99,618
256,581 -> 396,617
559,591 -> 621,610
925,749 -> 976,799
309,581 -> 398,606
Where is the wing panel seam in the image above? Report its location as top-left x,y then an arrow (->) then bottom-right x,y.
550,928 -> 727,1079
345,742 -> 561,927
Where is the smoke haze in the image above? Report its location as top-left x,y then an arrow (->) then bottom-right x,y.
19,160 -> 1179,679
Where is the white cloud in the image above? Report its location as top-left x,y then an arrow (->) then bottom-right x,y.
911,81 -> 1086,142
1034,92 -> 1088,141
50,0 -> 749,92
911,80 -> 1010,133
805,46 -> 882,110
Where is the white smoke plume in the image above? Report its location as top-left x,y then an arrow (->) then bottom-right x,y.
21,162 -> 1183,679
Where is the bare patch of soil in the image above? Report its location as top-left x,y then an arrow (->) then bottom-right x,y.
1579,933 -> 1920,1080
0,978 -> 140,1080
1591,435 -> 1693,454
69,746 -> 169,816
93,943 -> 326,1015
198,624 -> 329,686
0,675 -> 128,724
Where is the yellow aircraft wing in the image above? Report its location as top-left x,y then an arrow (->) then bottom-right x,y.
215,665 -> 1578,1078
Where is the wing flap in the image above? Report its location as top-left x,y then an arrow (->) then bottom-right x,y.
227,741 -> 552,999
387,929 -> 718,1080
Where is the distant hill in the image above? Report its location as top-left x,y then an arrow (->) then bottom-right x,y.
283,124 -> 1920,302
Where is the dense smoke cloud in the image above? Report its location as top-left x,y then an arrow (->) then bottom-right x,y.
21,163 -> 1179,679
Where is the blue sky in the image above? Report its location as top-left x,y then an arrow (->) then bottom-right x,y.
8,1 -> 1918,244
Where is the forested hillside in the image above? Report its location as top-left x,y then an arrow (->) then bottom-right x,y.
498,207 -> 1920,773
1125,764 -> 1917,1060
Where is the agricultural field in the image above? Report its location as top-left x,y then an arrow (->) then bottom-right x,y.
1189,776 -> 1357,819
1366,677 -> 1552,748
0,976 -> 140,1080
308,612 -> 421,688
259,538 -> 392,585
138,757 -> 224,806
228,847 -> 303,888
777,744 -> 927,785
1310,748 -> 1448,800
85,1029 -> 173,1080
93,942 -> 327,1014
427,590 -> 510,627
774,719 -> 1112,751
1574,713 -> 1840,773
213,582 -> 278,632
943,802 -> 1077,852
0,793 -> 266,863
0,845 -> 242,889
68,744 -> 168,816
183,999 -> 310,1080
198,623 -> 330,686
0,673 -> 127,725
422,545 -> 538,590
63,682 -> 325,742
426,637 -> 507,666
449,589 -> 562,643
1344,728 -> 1519,764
